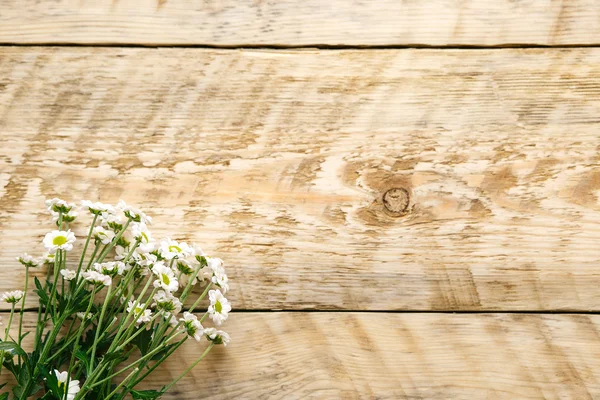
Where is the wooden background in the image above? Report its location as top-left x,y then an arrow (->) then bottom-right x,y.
1,1 -> 600,398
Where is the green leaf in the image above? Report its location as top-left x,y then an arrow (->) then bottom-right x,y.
34,277 -> 49,306
41,366 -> 61,399
17,363 -> 30,385
0,341 -> 27,358
150,343 -> 176,361
12,384 -> 24,399
131,389 -> 163,399
131,327 -> 154,356
3,358 -> 19,378
34,276 -> 44,292
0,392 -> 8,400
75,349 -> 91,374
102,349 -> 127,363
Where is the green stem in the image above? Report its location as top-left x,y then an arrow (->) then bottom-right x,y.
46,249 -> 62,320
200,312 -> 209,323
36,253 -> 61,351
113,313 -> 160,352
34,288 -> 45,348
85,243 -> 100,270
179,263 -> 206,303
104,367 -> 139,400
0,304 -> 16,375
96,219 -> 132,263
76,214 -> 98,280
163,343 -> 215,392
123,240 -> 140,264
188,282 -> 212,313
17,265 -> 29,366
89,285 -> 112,373
103,239 -> 140,308
108,278 -> 153,352
47,320 -> 78,362
87,334 -> 182,390
4,304 -> 15,339
127,338 -> 186,389
114,288 -> 157,348
66,287 -> 97,379
148,314 -> 171,349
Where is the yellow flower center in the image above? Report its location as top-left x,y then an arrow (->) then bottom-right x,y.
168,245 -> 181,253
215,300 -> 222,313
53,235 -> 67,246
141,232 -> 149,242
162,273 -> 170,285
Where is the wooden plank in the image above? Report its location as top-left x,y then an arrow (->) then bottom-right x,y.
3,312 -> 600,398
0,1 -> 599,46
2,47 -> 600,311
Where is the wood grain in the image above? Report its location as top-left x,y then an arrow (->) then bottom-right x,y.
0,0 -> 599,46
2,47 -> 600,311
3,311 -> 600,399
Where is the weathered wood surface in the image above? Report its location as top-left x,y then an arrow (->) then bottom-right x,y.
0,0 -> 599,47
2,47 -> 600,311
4,311 -> 600,399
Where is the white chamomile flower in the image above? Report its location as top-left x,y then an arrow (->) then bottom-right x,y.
204,328 -> 231,346
175,259 -> 195,275
114,245 -> 140,262
126,301 -> 152,325
1,290 -> 24,304
82,271 -> 112,287
93,226 -> 115,245
93,262 -> 121,277
114,261 -> 129,275
191,245 -> 205,258
212,272 -> 229,293
76,312 -> 94,320
45,198 -> 74,214
138,252 -> 158,268
207,289 -> 231,326
16,253 -> 42,268
42,252 -> 56,264
53,370 -> 80,400
180,312 -> 204,341
81,200 -> 115,216
197,266 -> 215,284
159,238 -> 192,260
152,262 -> 179,292
53,209 -> 78,223
114,245 -> 127,261
152,290 -> 182,314
60,269 -> 77,281
208,257 -> 223,273
101,210 -> 124,231
167,313 -> 178,327
43,230 -> 76,253
131,222 -> 155,252
116,200 -> 152,224
209,259 -> 229,293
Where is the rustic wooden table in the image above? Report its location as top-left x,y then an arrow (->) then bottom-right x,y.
1,1 -> 600,398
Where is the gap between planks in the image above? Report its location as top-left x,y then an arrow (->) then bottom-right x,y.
1,43 -> 600,50
6,309 -> 600,315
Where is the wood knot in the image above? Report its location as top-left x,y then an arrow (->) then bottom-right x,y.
382,188 -> 410,215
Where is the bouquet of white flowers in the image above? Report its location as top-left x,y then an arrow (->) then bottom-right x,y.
0,198 -> 231,399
